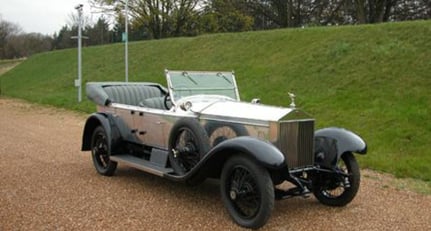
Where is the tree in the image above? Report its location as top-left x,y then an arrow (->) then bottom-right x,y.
5,33 -> 52,58
86,17 -> 113,45
352,0 -> 398,23
90,0 -> 203,39
52,25 -> 76,50
237,0 -> 303,29
200,0 -> 253,33
89,0 -> 429,36
0,16 -> 21,59
0,16 -> 53,59
391,0 -> 431,21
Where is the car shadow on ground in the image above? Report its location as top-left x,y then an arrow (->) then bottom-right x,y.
112,166 -> 326,215
113,166 -> 221,196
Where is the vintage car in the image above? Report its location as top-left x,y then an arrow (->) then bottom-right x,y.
81,70 -> 367,229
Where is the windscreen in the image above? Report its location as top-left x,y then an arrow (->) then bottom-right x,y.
167,71 -> 239,102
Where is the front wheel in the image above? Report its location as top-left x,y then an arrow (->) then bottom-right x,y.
91,126 -> 117,176
220,155 -> 274,229
312,152 -> 360,206
168,118 -> 210,185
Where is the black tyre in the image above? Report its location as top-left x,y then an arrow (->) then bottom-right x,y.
91,126 -> 117,176
220,155 -> 274,229
312,152 -> 360,206
168,118 -> 210,177
205,122 -> 249,147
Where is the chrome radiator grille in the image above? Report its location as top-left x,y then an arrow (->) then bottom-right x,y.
276,120 -> 314,169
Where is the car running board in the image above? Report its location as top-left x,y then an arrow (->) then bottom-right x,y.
110,155 -> 174,177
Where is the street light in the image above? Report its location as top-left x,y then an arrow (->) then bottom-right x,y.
125,0 -> 129,82
73,4 -> 84,102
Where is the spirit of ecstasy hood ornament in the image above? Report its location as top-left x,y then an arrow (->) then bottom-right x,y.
288,92 -> 296,108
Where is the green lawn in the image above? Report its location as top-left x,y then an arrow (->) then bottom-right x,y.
1,20 -> 430,182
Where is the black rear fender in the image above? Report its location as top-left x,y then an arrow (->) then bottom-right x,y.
81,113 -> 121,154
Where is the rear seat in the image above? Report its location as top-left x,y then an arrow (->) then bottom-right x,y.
104,85 -> 165,107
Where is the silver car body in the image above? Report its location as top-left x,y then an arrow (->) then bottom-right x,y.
89,70 -> 315,169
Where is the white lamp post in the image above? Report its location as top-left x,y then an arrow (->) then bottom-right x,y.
125,0 -> 129,82
73,4 -> 84,102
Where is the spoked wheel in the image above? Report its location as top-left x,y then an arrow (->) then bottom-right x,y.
220,155 -> 274,229
91,126 -> 117,176
168,118 -> 210,178
312,152 -> 360,206
172,127 -> 201,172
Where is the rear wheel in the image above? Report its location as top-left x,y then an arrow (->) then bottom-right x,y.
91,126 -> 117,176
312,152 -> 360,206
220,155 -> 274,229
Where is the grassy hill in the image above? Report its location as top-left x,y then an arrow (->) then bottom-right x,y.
1,20 -> 430,182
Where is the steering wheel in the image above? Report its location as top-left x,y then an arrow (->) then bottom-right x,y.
164,94 -> 172,110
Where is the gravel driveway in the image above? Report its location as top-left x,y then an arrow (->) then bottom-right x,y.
1,98 -> 430,231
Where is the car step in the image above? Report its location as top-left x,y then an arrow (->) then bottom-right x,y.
110,154 -> 174,177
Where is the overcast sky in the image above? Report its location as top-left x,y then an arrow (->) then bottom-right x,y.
0,0 -> 103,35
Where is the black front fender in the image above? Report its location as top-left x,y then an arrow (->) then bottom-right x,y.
205,136 -> 286,169
315,127 -> 367,155
314,127 -> 367,168
168,136 -> 286,181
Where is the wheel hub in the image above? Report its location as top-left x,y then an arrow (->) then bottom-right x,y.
229,190 -> 237,200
